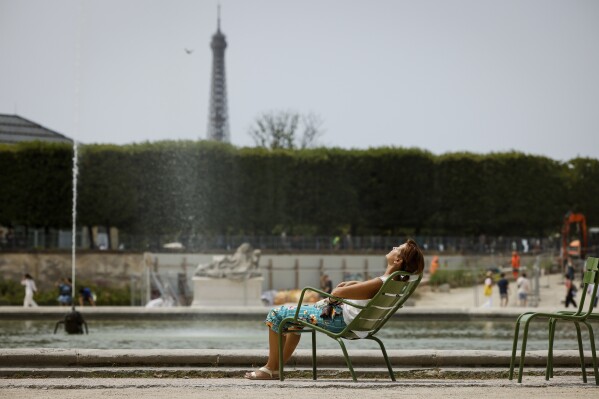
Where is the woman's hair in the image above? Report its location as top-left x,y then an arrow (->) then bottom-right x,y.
399,239 -> 425,275
25,273 -> 33,279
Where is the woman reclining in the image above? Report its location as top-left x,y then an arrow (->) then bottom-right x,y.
244,238 -> 425,380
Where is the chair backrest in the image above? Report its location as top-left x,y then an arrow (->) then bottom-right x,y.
344,271 -> 422,337
573,257 -> 599,317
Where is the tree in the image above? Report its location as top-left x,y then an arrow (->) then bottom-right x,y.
248,110 -> 324,149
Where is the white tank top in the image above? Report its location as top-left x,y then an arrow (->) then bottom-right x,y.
341,275 -> 389,333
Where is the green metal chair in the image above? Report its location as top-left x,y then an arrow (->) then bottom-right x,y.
277,270 -> 422,382
508,256 -> 599,385
545,257 -> 599,383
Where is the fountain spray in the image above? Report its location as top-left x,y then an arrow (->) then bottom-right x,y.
54,2 -> 88,334
54,141 -> 88,334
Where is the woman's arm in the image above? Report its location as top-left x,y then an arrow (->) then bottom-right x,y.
335,281 -> 360,288
331,278 -> 384,300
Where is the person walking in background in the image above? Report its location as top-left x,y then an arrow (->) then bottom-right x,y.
511,251 -> 521,279
564,274 -> 578,308
21,273 -> 38,307
565,257 -> 575,281
482,271 -> 493,307
57,278 -> 72,306
320,274 -> 333,295
497,272 -> 509,307
332,236 -> 340,250
516,272 -> 530,307
429,256 -> 440,275
79,287 -> 96,307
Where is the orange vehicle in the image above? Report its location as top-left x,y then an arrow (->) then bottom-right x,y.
561,211 -> 588,263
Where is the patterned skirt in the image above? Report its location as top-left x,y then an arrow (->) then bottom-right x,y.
265,302 -> 346,334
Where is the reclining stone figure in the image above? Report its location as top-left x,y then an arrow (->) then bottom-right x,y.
194,243 -> 261,281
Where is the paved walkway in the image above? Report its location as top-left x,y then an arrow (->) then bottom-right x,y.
1,376 -> 598,399
414,272 -> 569,309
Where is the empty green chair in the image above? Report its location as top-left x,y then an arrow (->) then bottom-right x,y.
277,270 -> 422,382
545,257 -> 599,383
508,256 -> 599,384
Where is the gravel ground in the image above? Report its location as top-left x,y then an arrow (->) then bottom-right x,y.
1,376 -> 598,399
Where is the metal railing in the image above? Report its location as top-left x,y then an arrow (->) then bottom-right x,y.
0,227 -> 565,255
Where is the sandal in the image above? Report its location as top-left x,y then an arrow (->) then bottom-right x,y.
244,366 -> 279,380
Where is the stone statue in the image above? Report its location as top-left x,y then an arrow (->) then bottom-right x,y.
194,243 -> 262,281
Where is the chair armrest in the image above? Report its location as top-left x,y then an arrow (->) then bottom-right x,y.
291,271 -> 423,320
292,287 -> 367,320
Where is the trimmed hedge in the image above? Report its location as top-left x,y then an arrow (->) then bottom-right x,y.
1,141 -> 597,238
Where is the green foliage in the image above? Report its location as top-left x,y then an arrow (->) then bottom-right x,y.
429,269 -> 478,288
354,147 -> 435,235
78,144 -> 138,230
566,158 -> 599,224
0,277 -> 63,305
1,142 -> 597,238
0,277 -> 22,305
0,278 -> 131,306
0,142 -> 72,229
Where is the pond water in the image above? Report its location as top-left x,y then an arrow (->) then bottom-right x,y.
0,319 -> 590,351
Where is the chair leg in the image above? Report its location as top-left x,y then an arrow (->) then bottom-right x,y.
583,321 -> 599,386
509,320 -> 522,381
368,336 -> 396,381
336,338 -> 357,382
278,322 -> 287,381
547,318 -> 557,379
311,329 -> 317,380
518,319 -> 533,383
574,322 -> 587,383
546,319 -> 554,381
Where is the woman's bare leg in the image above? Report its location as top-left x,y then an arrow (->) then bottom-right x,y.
246,328 -> 301,377
265,328 -> 301,371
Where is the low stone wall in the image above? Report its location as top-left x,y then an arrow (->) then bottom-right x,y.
0,251 -> 539,294
0,252 -> 144,291
0,348 -> 589,368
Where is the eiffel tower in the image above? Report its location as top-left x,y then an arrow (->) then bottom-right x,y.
206,6 -> 230,142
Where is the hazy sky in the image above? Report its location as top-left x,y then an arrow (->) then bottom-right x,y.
1,0 -> 598,161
